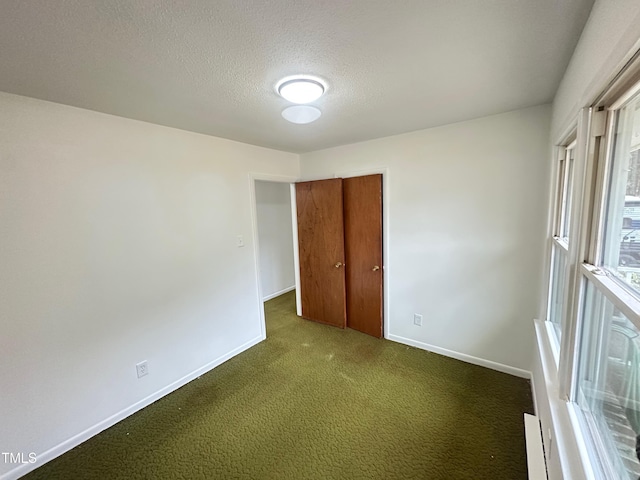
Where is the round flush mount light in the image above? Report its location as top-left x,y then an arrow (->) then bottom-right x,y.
282,105 -> 322,124
276,75 -> 326,104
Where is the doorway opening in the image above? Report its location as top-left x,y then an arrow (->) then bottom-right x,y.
249,174 -> 300,340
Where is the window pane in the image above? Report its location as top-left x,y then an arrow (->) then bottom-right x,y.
555,157 -> 566,237
602,94 -> 640,293
576,281 -> 640,479
561,147 -> 575,243
548,245 -> 567,342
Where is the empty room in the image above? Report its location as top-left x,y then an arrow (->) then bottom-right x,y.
2,1 -> 640,479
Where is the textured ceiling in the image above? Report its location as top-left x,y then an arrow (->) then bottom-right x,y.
0,0 -> 594,153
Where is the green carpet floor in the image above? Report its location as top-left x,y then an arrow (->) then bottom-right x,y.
24,291 -> 534,479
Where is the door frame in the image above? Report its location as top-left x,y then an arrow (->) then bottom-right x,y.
333,167 -> 390,339
249,173 -> 301,340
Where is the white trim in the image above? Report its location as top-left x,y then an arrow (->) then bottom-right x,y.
0,335 -> 264,480
387,333 -> 531,379
263,285 -> 295,302
248,173 -> 301,337
290,184 -> 302,317
558,145 -> 571,243
581,263 -> 640,330
530,368 -> 539,415
590,110 -> 614,266
552,236 -> 569,252
558,108 -> 592,400
540,116 -> 578,331
540,155 -> 559,323
566,402 -> 605,480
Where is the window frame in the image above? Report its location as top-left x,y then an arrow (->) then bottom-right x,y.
546,134 -> 577,356
560,139 -> 577,243
556,108 -> 596,400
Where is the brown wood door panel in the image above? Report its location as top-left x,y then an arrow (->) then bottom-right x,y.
343,174 -> 383,337
295,179 -> 346,328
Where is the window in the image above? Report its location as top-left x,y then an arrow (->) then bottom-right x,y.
547,141 -> 576,343
572,85 -> 640,479
602,95 -> 640,283
548,244 -> 568,341
576,281 -> 640,478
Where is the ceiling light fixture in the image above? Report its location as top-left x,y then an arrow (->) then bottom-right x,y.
276,76 -> 326,104
282,105 -> 322,124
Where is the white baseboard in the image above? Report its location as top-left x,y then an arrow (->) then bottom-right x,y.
262,285 -> 295,302
0,334 -> 265,480
387,333 -> 532,379
530,365 -> 539,415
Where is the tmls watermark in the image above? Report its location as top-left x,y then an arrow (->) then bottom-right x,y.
2,452 -> 36,464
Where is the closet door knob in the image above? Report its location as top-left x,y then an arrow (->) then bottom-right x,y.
334,262 -> 344,268
372,265 -> 380,271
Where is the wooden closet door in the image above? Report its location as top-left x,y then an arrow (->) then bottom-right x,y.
343,174 -> 383,337
295,179 -> 346,328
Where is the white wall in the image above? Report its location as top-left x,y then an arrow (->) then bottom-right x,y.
300,104 -> 551,373
0,92 -> 298,479
255,181 -> 295,300
551,0 -> 640,140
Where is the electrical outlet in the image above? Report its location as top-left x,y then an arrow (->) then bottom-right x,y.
414,313 -> 423,326
136,361 -> 149,378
